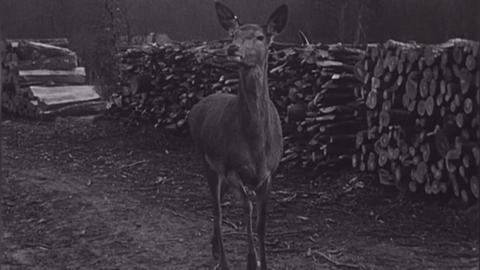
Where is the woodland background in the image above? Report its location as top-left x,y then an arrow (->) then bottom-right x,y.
1,0 -> 480,79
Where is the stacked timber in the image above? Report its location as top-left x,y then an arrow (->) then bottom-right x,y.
108,41 -> 365,169
1,38 -> 102,118
109,40 -> 231,129
353,39 -> 480,204
277,44 -> 366,169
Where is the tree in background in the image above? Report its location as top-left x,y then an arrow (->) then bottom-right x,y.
353,0 -> 366,46
1,0 -> 478,79
92,0 -> 129,98
0,30 -> 4,267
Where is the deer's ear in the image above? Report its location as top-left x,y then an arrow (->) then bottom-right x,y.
265,4 -> 288,36
215,2 -> 240,33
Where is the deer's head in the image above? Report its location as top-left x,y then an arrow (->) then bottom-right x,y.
215,2 -> 288,68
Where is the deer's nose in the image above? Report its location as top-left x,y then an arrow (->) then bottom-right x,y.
227,44 -> 240,56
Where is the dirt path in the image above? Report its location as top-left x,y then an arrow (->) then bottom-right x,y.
2,117 -> 479,270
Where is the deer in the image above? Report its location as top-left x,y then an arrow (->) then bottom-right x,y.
187,2 -> 287,270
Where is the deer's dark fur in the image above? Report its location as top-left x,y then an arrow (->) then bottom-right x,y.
188,2 -> 287,270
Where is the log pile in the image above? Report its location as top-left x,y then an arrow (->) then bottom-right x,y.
1,38 -> 102,118
276,44 -> 366,169
108,40 -> 231,129
107,40 -> 365,169
353,39 -> 480,204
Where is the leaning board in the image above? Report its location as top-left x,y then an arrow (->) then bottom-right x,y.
19,67 -> 86,85
29,85 -> 100,110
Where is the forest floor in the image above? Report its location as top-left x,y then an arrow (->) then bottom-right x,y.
2,116 -> 479,270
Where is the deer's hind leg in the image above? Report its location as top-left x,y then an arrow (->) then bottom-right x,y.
205,164 -> 229,269
205,167 -> 221,258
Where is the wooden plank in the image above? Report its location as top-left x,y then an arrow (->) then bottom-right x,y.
40,100 -> 106,118
19,67 -> 85,77
7,38 -> 70,48
10,40 -> 75,60
19,67 -> 86,85
316,60 -> 354,70
17,55 -> 78,70
28,85 -> 100,109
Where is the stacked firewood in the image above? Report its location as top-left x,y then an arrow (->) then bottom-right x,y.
353,39 -> 480,203
108,40 -> 233,129
107,41 -> 365,169
1,38 -> 101,118
276,44 -> 366,169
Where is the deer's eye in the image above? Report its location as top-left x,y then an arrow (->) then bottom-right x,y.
257,36 -> 265,41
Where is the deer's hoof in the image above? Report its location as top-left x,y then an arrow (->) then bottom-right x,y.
213,263 -> 230,270
211,237 -> 219,259
246,253 -> 258,270
212,246 -> 219,259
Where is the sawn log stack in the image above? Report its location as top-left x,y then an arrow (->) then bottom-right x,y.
1,38 -> 102,118
108,40 -> 365,171
353,39 -> 479,204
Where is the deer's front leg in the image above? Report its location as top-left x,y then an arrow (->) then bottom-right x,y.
256,178 -> 270,270
243,188 -> 258,270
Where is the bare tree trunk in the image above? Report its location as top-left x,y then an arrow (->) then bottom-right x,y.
338,0 -> 348,43
354,0 -> 367,46
118,0 -> 131,40
0,29 -> 4,267
475,0 -> 480,39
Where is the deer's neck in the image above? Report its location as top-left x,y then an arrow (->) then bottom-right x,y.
238,62 -> 270,140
